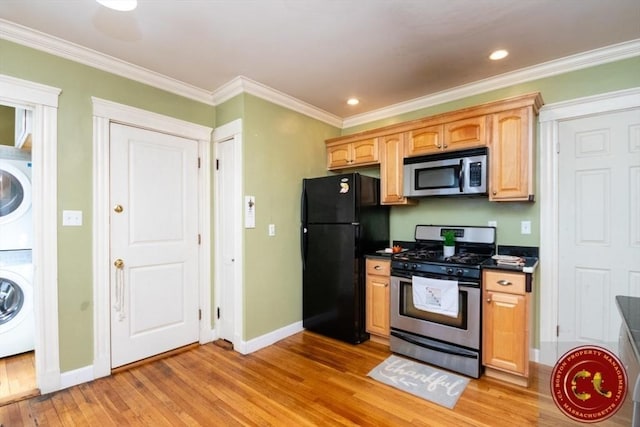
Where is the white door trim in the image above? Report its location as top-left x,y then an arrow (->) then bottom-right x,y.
0,74 -> 61,393
92,98 -> 213,378
538,86 -> 640,366
212,119 -> 245,351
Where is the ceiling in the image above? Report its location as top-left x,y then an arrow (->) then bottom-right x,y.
0,0 -> 638,121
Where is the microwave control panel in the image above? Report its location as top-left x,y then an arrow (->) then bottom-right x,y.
469,162 -> 483,187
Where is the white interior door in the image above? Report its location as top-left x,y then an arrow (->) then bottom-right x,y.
557,108 -> 640,355
215,136 -> 236,343
110,123 -> 200,368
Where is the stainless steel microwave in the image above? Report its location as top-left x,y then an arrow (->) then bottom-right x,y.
403,148 -> 487,197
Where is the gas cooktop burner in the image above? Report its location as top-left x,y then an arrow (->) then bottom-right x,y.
392,249 -> 491,266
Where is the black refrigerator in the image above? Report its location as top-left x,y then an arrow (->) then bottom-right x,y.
301,173 -> 389,344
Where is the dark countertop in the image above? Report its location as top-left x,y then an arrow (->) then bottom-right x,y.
481,245 -> 539,274
481,256 -> 539,274
366,252 -> 393,260
616,295 -> 640,361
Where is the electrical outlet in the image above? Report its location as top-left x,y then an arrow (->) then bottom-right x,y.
62,210 -> 83,226
521,220 -> 531,235
268,224 -> 276,236
488,220 -> 497,227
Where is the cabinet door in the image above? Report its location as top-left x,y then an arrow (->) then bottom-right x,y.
483,290 -> 527,375
366,274 -> 390,337
406,125 -> 444,156
379,134 -> 415,205
489,107 -> 533,201
443,116 -> 487,151
327,143 -> 351,169
351,138 -> 378,165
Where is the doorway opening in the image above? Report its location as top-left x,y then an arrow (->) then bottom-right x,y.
0,73 -> 61,397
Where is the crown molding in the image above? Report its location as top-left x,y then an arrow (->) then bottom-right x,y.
0,19 -> 213,105
211,75 -> 343,128
2,18 -> 638,130
342,38 -> 640,129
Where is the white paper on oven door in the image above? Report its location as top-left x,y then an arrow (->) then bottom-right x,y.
412,276 -> 459,318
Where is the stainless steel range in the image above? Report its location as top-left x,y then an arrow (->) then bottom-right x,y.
390,225 -> 496,378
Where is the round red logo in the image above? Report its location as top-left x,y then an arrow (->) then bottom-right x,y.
551,345 -> 627,423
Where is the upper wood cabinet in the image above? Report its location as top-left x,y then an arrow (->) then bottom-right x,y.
327,138 -> 378,170
406,117 -> 486,157
406,125 -> 444,156
379,133 -> 415,205
488,107 -> 536,201
443,116 -> 487,151
324,92 -> 543,202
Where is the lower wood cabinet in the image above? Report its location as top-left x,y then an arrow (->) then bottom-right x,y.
365,258 -> 391,341
482,269 -> 531,386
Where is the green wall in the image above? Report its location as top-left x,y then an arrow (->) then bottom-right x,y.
225,94 -> 340,339
344,56 -> 640,248
0,40 -> 215,372
0,105 -> 14,145
1,35 -> 639,373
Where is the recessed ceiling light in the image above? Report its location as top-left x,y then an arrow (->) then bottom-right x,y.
489,49 -> 509,60
347,98 -> 359,106
96,0 -> 138,11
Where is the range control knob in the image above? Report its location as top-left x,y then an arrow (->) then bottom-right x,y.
411,264 -> 418,270
457,269 -> 464,276
446,267 -> 454,275
403,263 -> 409,269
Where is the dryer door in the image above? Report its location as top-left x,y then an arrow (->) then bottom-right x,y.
0,162 -> 31,224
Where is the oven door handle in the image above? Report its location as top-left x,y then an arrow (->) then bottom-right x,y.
390,330 -> 478,359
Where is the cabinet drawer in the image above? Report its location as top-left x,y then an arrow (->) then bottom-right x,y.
366,258 -> 390,276
483,270 -> 525,295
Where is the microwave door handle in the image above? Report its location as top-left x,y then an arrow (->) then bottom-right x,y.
458,159 -> 465,192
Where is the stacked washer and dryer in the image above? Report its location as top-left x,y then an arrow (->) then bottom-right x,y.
0,145 -> 34,358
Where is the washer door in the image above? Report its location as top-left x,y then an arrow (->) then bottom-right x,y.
0,276 -> 24,325
0,162 -> 31,224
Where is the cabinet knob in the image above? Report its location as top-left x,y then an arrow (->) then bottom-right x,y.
443,144 -> 448,149
486,298 -> 492,303
374,265 -> 381,270
492,191 -> 497,195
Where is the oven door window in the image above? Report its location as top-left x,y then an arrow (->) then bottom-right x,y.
399,279 -> 467,329
415,165 -> 460,190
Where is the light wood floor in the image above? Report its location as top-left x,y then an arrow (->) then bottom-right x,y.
0,332 -> 633,426
0,352 -> 38,406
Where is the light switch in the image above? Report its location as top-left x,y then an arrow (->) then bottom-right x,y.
62,210 -> 83,226
521,220 -> 531,234
268,224 -> 276,236
488,220 -> 497,227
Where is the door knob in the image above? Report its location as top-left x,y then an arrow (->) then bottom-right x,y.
114,258 -> 124,269
114,204 -> 124,213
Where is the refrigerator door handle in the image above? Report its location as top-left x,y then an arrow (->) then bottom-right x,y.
301,226 -> 308,266
301,186 -> 308,266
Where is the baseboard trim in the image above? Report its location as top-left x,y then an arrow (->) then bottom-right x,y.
59,365 -> 94,391
234,321 -> 304,355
